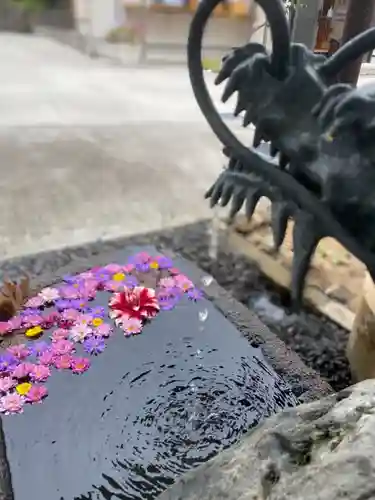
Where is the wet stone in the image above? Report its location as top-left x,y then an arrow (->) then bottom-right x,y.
1,246 -> 298,500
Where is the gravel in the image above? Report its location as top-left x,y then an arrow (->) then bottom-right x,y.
0,220 -> 351,392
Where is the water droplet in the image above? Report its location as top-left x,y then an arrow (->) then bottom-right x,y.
201,275 -> 213,287
199,309 -> 208,322
189,382 -> 197,393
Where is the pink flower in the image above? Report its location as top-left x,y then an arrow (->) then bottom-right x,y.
169,267 -> 180,275
26,385 -> 48,403
104,263 -> 123,273
30,365 -> 51,382
12,362 -> 34,379
51,340 -> 75,356
95,323 -> 113,338
69,323 -> 92,343
41,311 -> 60,329
71,357 -> 90,374
22,314 -> 43,328
59,285 -> 80,300
120,317 -> 143,336
7,344 -> 30,360
122,264 -> 135,273
0,377 -> 16,393
76,313 -> 93,325
173,274 -> 194,292
39,350 -> 55,366
0,322 -> 11,336
24,295 -> 44,308
159,277 -> 176,288
39,287 -> 60,303
103,281 -> 122,292
50,328 -> 69,342
0,393 -> 24,414
61,308 -> 81,322
78,271 -> 95,280
54,354 -> 73,370
7,316 -> 22,330
109,286 -> 159,323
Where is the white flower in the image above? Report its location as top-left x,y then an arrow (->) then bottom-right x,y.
69,324 -> 92,343
39,287 -> 60,303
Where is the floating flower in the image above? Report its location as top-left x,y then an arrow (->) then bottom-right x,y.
187,288 -> 204,301
24,295 -> 44,308
59,285 -> 81,300
55,299 -> 73,311
7,344 -> 30,360
26,385 -> 48,403
149,260 -> 159,270
103,280 -> 123,292
156,288 -> 180,311
122,264 -> 135,273
7,316 -> 22,331
51,339 -> 75,356
109,286 -> 159,323
16,382 -> 32,396
85,306 -> 105,318
79,281 -> 98,299
50,329 -> 69,342
0,393 -> 24,414
0,377 -> 16,393
120,317 -> 143,336
69,323 -> 92,343
30,364 -> 51,382
61,308 -> 81,322
155,255 -> 173,270
12,362 -> 34,379
0,322 -> 11,336
169,267 -> 180,275
159,277 -> 176,289
83,337 -> 106,355
95,323 -> 113,338
112,272 -> 126,282
93,269 -> 111,284
104,263 -> 123,273
29,341 -> 49,357
22,314 -> 43,329
20,307 -> 41,317
0,354 -> 19,373
124,276 -> 138,288
71,357 -> 90,374
25,326 -> 43,338
41,311 -> 60,329
54,354 -> 73,370
128,252 -> 151,272
174,274 -> 194,292
39,287 -> 60,303
38,350 -> 55,366
91,317 -> 104,328
78,271 -> 95,280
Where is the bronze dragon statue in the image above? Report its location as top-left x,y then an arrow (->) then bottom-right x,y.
187,0 -> 375,307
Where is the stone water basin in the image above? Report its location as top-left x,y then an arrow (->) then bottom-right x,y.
1,247 -> 299,500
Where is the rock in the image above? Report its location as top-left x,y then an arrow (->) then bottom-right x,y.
158,380 -> 375,500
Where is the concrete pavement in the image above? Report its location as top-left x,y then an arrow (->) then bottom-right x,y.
0,33 -> 247,260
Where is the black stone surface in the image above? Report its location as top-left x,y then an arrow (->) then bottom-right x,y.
2,246 -> 298,500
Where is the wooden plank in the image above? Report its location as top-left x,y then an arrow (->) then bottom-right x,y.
226,211 -> 366,331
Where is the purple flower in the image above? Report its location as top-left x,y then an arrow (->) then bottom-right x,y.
155,255 -> 173,269
93,269 -> 111,283
157,287 -> 180,311
62,275 -> 81,284
187,288 -> 204,301
29,341 -> 50,357
124,276 -> 138,288
128,252 -> 151,272
55,299 -> 72,311
20,308 -> 41,317
84,306 -> 105,318
59,285 -> 81,300
0,354 -> 18,373
135,262 -> 150,272
83,337 -> 106,355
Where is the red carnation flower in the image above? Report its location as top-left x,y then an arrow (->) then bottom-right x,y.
109,286 -> 159,325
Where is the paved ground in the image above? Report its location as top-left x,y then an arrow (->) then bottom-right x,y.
0,33 -> 247,260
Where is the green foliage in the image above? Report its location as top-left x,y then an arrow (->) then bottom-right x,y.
12,0 -> 51,11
